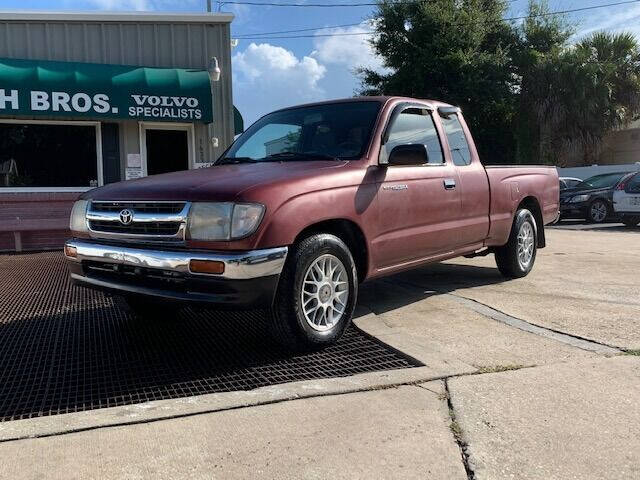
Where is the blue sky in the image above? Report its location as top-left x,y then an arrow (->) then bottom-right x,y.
2,0 -> 640,125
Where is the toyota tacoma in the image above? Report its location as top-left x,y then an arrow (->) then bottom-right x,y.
65,97 -> 560,350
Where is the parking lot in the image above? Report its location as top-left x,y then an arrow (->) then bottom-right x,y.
1,226 -> 639,479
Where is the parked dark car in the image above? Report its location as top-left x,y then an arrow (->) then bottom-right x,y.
559,177 -> 582,190
560,172 -> 634,223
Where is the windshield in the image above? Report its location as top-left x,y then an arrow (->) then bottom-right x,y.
574,173 -> 627,190
221,101 -> 382,163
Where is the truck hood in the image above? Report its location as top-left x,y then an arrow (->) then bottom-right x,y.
83,160 -> 350,202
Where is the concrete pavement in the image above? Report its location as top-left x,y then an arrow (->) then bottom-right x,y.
394,229 -> 640,350
448,356 -> 640,480
0,384 -> 467,480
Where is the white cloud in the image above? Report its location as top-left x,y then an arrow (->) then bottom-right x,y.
312,21 -> 387,73
232,42 -> 327,124
85,0 -> 151,9
575,5 -> 640,40
84,0 -> 202,11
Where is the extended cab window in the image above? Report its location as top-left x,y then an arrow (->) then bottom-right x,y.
441,113 -> 472,166
386,109 -> 444,164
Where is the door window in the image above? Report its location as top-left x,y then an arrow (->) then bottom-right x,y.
441,114 -> 472,166
386,109 -> 444,164
627,173 -> 640,193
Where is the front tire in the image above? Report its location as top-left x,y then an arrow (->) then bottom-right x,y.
587,199 -> 609,223
622,217 -> 640,227
495,209 -> 538,279
270,233 -> 358,351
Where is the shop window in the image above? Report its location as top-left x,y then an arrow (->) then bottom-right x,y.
0,122 -> 98,189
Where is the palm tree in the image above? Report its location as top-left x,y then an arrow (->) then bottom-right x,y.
534,32 -> 640,165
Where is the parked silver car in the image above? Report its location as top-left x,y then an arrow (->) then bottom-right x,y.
613,172 -> 640,227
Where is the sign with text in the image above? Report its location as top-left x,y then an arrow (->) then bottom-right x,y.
0,58 -> 213,123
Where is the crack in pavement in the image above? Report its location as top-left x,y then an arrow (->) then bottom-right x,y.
443,378 -> 476,480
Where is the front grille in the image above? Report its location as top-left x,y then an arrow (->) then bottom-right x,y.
87,201 -> 189,240
89,220 -> 181,236
91,202 -> 186,214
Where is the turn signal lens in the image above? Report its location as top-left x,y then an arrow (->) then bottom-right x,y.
189,259 -> 225,275
64,245 -> 77,258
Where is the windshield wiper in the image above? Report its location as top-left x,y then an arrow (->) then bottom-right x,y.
217,156 -> 259,165
262,152 -> 340,162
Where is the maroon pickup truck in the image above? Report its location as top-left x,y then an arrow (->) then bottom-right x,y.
65,97 -> 559,350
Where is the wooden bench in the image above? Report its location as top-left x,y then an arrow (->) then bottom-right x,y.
0,192 -> 79,252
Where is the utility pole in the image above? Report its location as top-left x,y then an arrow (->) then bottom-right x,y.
206,0 -> 212,12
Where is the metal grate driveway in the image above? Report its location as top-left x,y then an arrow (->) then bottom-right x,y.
0,252 -> 419,422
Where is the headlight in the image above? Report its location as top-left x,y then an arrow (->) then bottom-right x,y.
570,194 -> 590,203
69,200 -> 89,232
188,202 -> 264,241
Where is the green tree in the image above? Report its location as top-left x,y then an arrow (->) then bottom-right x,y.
532,31 -> 640,165
513,0 -> 574,164
359,0 -> 519,163
362,0 -> 640,166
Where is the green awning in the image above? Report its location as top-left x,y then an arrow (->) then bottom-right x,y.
0,57 -> 213,123
233,106 -> 244,135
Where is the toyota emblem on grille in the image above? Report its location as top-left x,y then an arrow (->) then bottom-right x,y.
119,209 -> 133,225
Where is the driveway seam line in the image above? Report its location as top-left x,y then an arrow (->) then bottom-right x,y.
446,293 -> 622,354
381,277 -> 621,354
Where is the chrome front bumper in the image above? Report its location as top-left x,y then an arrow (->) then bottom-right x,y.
65,239 -> 288,280
64,239 -> 288,307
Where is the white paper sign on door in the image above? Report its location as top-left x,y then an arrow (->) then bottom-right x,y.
127,153 -> 142,168
125,167 -> 144,180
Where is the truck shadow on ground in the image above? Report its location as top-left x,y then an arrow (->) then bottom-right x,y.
357,262 -> 507,317
0,252 -> 500,423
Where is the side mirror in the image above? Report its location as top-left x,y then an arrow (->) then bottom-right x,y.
387,144 -> 428,166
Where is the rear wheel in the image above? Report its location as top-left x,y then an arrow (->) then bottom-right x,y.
588,199 -> 609,223
269,233 -> 358,351
495,209 -> 538,279
622,217 -> 640,227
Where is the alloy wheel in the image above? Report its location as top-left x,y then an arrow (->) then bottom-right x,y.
517,221 -> 535,270
590,201 -> 608,223
300,254 -> 349,332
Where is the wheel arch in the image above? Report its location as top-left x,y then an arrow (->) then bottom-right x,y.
294,219 -> 369,283
518,196 -> 546,248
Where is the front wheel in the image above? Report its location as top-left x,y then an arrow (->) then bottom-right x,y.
495,209 -> 538,279
588,199 -> 609,223
270,233 -> 358,351
622,217 -> 640,227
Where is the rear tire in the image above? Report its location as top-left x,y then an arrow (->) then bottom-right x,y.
269,233 -> 358,352
495,209 -> 538,279
622,217 -> 640,227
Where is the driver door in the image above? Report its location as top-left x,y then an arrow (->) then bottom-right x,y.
373,106 -> 462,269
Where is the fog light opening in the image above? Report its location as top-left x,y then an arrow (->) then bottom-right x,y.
189,259 -> 225,275
64,245 -> 78,258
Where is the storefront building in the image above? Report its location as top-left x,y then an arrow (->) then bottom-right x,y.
0,11 -> 238,251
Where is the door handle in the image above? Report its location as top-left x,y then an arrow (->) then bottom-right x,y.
444,178 -> 456,190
